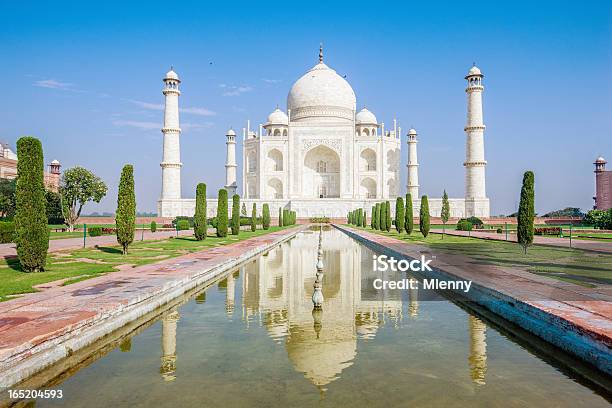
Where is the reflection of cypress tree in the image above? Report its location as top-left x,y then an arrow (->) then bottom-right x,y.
195,292 -> 207,304
119,338 -> 132,352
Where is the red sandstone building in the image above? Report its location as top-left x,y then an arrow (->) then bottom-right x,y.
594,156 -> 611,210
0,142 -> 61,192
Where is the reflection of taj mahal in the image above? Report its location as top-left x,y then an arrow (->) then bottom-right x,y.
157,47 -> 490,218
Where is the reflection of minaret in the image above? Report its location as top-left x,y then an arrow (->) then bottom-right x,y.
468,315 -> 487,385
160,310 -> 180,382
408,277 -> 419,318
226,273 -> 235,315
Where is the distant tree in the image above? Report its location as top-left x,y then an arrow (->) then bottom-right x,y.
385,201 -> 391,232
441,190 -> 450,239
150,220 -> 157,232
194,183 -> 207,240
60,166 -> 108,231
405,193 -> 414,235
262,203 -> 270,230
395,197 -> 405,233
251,203 -> 257,232
279,207 -> 283,227
45,190 -> 64,225
216,189 -> 228,237
542,207 -> 585,218
517,171 -> 535,254
0,179 -> 16,219
231,194 -> 240,235
585,209 -> 610,229
14,137 -> 49,271
370,206 -> 375,229
116,165 -> 136,255
419,195 -> 430,238
362,208 -> 367,227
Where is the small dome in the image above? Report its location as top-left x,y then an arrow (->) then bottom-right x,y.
595,156 -> 606,163
467,65 -> 482,76
164,68 -> 180,81
267,107 -> 289,126
408,128 -> 417,136
50,159 -> 60,165
356,108 -> 377,125
226,128 -> 236,136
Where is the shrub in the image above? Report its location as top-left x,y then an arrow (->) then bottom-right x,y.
88,226 -> 103,237
116,164 -> 136,255
496,227 -> 502,234
216,189 -> 228,237
172,216 -> 194,227
419,196 -> 430,237
310,216 -> 329,223
194,183 -> 207,240
251,203 -> 257,232
176,219 -> 190,231
150,221 -> 157,232
232,195 -> 240,235
0,221 -> 15,244
14,137 -> 49,271
466,216 -> 483,227
456,219 -> 473,231
534,227 -> 561,235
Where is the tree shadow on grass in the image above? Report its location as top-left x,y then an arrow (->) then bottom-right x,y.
96,246 -> 123,254
3,256 -> 22,272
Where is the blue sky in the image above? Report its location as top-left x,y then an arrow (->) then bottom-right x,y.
1,0 -> 611,215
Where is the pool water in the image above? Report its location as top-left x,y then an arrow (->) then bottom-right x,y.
20,229 -> 612,407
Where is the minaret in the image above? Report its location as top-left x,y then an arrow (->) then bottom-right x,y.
464,64 -> 488,216
160,68 -> 182,202
406,128 -> 419,198
225,128 -> 237,195
594,156 -> 608,210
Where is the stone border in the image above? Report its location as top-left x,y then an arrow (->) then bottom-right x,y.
0,226 -> 306,390
335,224 -> 612,376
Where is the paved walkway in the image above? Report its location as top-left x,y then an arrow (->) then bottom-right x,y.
339,226 -> 612,374
0,226 -> 304,388
0,230 -> 193,259
432,229 -> 612,254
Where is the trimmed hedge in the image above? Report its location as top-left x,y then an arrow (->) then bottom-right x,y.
534,227 -> 561,235
88,226 -> 103,237
456,219 -> 473,231
150,221 -> 157,232
0,221 -> 15,244
176,219 -> 191,231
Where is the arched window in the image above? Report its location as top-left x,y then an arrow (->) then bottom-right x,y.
267,149 -> 283,172
363,128 -> 370,136
282,129 -> 287,136
273,129 -> 281,136
317,160 -> 327,173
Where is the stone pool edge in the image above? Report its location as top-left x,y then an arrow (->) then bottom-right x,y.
334,224 -> 612,376
0,225 -> 307,390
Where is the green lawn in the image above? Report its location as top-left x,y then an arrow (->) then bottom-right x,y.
0,226 -> 288,301
348,225 -> 612,287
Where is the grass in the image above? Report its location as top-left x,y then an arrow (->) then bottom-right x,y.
0,226 -> 289,301
348,225 -> 612,287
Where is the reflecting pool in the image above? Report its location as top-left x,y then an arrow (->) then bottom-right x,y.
12,228 -> 612,407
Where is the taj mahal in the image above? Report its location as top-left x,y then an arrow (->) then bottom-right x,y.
157,47 -> 490,219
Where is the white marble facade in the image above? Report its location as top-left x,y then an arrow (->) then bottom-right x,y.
157,49 -> 490,219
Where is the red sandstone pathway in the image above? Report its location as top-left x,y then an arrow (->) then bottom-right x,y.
341,226 -> 612,346
0,226 -> 304,387
0,230 -> 193,259
432,229 -> 612,254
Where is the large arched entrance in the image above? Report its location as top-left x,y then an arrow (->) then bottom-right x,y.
303,145 -> 340,198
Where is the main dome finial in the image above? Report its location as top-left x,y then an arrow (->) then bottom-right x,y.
319,43 -> 323,63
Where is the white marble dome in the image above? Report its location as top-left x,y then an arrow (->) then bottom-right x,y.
467,65 -> 482,76
356,108 -> 377,125
165,68 -> 179,81
267,107 -> 289,125
226,128 -> 236,136
287,62 -> 356,113
595,156 -> 607,163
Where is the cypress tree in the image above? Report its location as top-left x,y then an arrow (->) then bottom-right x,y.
370,206 -> 375,229
194,183 -> 207,240
362,208 -> 367,227
251,203 -> 257,232
283,209 -> 289,226
385,201 -> 391,232
116,164 -> 136,255
231,194 -> 240,235
517,171 -> 535,254
395,197 -> 405,233
349,211 -> 353,225
357,209 -> 362,227
262,203 -> 270,230
441,190 -> 450,239
380,202 -> 386,231
14,136 -> 49,271
216,189 -> 228,237
405,193 -> 414,235
347,212 -> 351,224
279,207 -> 283,227
419,195 -> 430,238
